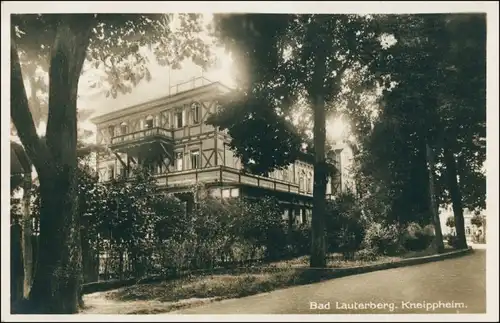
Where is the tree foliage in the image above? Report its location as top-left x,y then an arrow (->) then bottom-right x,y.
352,14 -> 486,239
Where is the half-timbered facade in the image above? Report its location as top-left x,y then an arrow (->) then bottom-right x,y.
91,77 -> 353,224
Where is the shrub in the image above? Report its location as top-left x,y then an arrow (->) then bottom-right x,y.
422,224 -> 435,237
401,222 -> 434,252
289,224 -> 310,256
444,234 -> 460,248
325,193 -> 366,260
237,197 -> 288,261
472,234 -> 486,244
362,222 -> 401,255
356,248 -> 379,261
471,214 -> 484,227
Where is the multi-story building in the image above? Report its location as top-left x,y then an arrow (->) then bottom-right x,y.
90,77 -> 353,225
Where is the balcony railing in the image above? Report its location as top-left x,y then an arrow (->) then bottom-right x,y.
110,127 -> 173,145
168,76 -> 213,96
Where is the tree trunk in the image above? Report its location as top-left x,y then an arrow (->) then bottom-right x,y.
309,54 -> 328,268
11,17 -> 94,313
443,145 -> 468,250
27,169 -> 82,313
425,143 -> 444,253
22,172 -> 34,297
81,234 -> 98,283
11,221 -> 24,306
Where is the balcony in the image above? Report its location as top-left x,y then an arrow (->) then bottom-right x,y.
154,165 -> 305,198
109,127 -> 174,159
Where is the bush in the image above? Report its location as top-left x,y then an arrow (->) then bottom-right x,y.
325,193 -> 366,260
236,197 -> 288,261
472,234 -> 486,244
444,234 -> 460,249
363,222 -> 401,255
422,224 -> 436,237
471,214 -> 484,227
401,223 -> 434,252
289,224 -> 310,256
355,248 -> 379,261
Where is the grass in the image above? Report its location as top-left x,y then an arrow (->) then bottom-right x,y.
106,270 -> 300,303
81,246 -> 458,314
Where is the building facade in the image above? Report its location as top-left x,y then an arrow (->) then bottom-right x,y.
90,77 -> 353,225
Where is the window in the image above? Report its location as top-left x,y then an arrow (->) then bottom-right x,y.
190,150 -> 200,169
192,102 -> 201,124
307,173 -> 313,193
306,209 -> 312,224
119,166 -> 127,178
120,123 -> 128,135
175,111 -> 183,128
230,188 -> 239,197
296,209 -> 303,225
146,163 -> 155,174
108,125 -> 115,137
145,116 -> 154,129
283,168 -> 289,182
163,113 -> 170,128
108,165 -> 115,180
282,209 -> 289,222
334,149 -> 342,169
222,189 -> 230,198
299,171 -> 305,191
175,152 -> 183,171
210,188 -> 222,199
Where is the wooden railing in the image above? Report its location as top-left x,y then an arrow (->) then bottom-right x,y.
154,165 -> 304,196
110,127 -> 173,145
168,76 -> 213,96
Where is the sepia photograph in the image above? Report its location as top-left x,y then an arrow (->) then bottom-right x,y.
2,1 -> 498,322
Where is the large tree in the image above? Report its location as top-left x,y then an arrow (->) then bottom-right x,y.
11,13 -> 211,313
209,14 -> 384,267
350,14 -> 485,250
